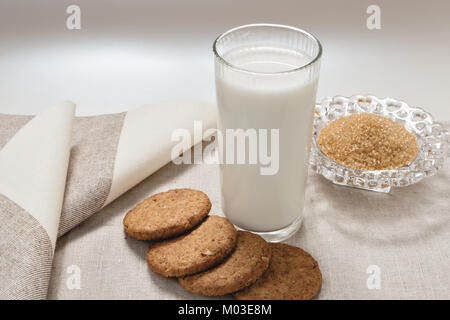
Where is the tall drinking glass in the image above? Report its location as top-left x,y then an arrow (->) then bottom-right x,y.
213,24 -> 322,242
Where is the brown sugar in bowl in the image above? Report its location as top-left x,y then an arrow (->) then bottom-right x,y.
317,113 -> 419,171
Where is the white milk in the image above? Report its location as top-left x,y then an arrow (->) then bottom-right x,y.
216,46 -> 318,232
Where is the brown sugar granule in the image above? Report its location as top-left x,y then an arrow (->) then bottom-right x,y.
317,113 -> 419,170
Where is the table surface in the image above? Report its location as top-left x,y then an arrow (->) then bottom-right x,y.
1,0 -> 450,300
48,140 -> 450,299
0,0 -> 449,121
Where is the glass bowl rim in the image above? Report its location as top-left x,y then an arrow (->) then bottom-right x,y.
310,94 -> 449,191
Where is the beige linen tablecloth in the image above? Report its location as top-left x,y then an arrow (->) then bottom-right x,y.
48,137 -> 450,300
0,101 -> 216,299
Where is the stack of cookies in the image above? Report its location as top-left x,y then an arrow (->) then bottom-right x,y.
123,188 -> 322,299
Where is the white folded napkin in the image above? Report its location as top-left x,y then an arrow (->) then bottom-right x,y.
0,100 -> 216,299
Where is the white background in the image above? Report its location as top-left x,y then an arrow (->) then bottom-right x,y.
0,0 -> 449,120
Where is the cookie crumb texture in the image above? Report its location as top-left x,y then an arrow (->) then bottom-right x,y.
317,113 -> 419,170
147,215 -> 237,277
178,231 -> 271,296
234,243 -> 322,300
123,188 -> 211,240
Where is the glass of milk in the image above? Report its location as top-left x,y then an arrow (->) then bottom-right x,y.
213,24 -> 322,242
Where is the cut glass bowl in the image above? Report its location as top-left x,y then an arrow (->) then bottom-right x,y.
309,95 -> 450,192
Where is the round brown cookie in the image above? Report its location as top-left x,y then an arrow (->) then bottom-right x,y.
123,188 -> 211,240
146,215 -> 237,277
178,231 -> 271,296
234,243 -> 322,300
